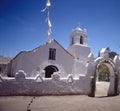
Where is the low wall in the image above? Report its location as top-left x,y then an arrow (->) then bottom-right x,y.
0,72 -> 92,96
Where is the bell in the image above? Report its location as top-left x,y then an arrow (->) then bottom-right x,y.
46,0 -> 51,7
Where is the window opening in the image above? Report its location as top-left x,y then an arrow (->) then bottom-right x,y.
80,36 -> 83,44
49,48 -> 56,60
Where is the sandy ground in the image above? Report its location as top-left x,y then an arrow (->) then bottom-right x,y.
0,95 -> 120,111
95,81 -> 110,97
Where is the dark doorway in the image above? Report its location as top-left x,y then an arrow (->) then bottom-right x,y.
44,65 -> 58,78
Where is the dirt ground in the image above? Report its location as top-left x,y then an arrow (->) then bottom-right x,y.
0,95 -> 120,111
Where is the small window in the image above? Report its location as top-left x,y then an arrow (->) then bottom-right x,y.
80,36 -> 83,44
49,48 -> 56,60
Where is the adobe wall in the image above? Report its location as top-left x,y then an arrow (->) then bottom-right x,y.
0,70 -> 92,96
10,41 -> 74,78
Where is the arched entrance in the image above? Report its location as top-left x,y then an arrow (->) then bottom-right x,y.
90,58 -> 119,97
44,65 -> 59,78
95,63 -> 111,97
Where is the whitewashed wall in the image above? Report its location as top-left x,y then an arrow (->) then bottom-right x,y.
10,40 -> 75,77
0,71 -> 92,96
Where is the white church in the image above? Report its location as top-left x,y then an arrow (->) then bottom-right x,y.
9,26 -> 94,78
8,0 -> 94,79
0,0 -> 120,97
4,25 -> 119,97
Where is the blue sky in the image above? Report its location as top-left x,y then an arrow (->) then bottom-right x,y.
0,0 -> 120,57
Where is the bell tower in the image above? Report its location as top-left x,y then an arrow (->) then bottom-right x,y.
70,26 -> 88,46
67,26 -> 93,60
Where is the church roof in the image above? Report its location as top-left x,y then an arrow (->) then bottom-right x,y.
31,39 -> 74,58
75,26 -> 83,31
11,39 -> 75,62
71,26 -> 87,35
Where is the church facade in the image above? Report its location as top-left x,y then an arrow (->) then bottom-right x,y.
1,0 -> 120,97
0,26 -> 120,97
8,26 -> 94,78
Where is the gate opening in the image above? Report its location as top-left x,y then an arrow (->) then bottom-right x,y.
95,63 -> 110,97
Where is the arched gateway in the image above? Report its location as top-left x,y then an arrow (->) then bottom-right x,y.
90,57 -> 119,97
44,65 -> 59,78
